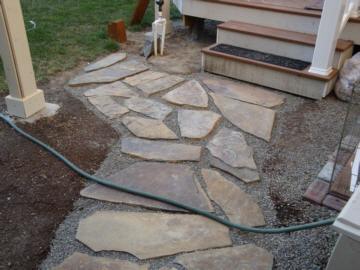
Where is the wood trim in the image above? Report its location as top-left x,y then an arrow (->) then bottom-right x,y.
202,44 -> 338,81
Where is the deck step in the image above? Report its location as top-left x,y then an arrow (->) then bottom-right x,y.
202,44 -> 338,100
217,21 -> 353,69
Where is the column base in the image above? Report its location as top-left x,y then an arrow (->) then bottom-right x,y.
5,89 -> 46,118
308,66 -> 333,76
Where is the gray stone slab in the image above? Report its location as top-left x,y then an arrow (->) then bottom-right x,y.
84,52 -> 127,72
207,127 -> 257,169
162,80 -> 208,108
123,70 -> 168,86
210,93 -> 275,142
53,252 -> 148,270
69,60 -> 148,86
76,211 -> 232,259
124,97 -> 172,120
178,109 -> 221,139
202,169 -> 266,226
88,96 -> 129,119
84,81 -> 138,98
175,244 -> 273,270
203,78 -> 284,108
136,75 -> 185,96
122,116 -> 177,139
81,162 -> 213,212
318,161 -> 343,182
121,137 -> 202,161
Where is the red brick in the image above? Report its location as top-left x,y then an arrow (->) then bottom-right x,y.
303,179 -> 330,204
322,194 -> 347,211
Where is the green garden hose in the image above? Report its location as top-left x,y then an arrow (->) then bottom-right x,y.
0,112 -> 336,234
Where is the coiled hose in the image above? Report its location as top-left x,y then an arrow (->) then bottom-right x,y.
0,112 -> 336,234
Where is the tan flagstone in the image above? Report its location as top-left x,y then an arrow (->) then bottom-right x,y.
136,75 -> 185,96
210,93 -> 275,141
122,116 -> 177,139
123,70 -> 168,86
84,81 -> 138,98
178,109 -> 221,139
88,96 -> 129,119
53,252 -> 148,270
84,52 -> 127,72
202,169 -> 265,226
121,137 -> 202,161
76,211 -> 232,259
175,244 -> 273,270
124,97 -> 172,120
203,78 -> 284,108
162,80 -> 208,108
81,162 -> 213,212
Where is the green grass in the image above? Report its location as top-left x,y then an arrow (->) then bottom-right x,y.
0,0 -> 180,93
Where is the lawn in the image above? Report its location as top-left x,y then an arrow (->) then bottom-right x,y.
0,0 -> 178,93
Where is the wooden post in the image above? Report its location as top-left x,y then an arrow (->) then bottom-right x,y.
131,0 -> 150,25
108,19 -> 127,43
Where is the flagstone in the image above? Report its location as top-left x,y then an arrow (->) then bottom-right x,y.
174,244 -> 273,270
88,96 -> 129,119
121,138 -> 202,161
69,60 -> 148,86
84,81 -> 138,98
162,80 -> 208,108
124,97 -> 172,120
76,211 -> 232,259
84,52 -> 127,72
203,78 -> 284,108
81,162 -> 213,212
123,70 -> 168,86
209,156 -> 260,183
207,127 -> 257,169
202,169 -> 265,226
136,75 -> 185,96
53,252 -> 148,270
178,110 -> 221,139
122,116 -> 177,139
210,93 -> 275,141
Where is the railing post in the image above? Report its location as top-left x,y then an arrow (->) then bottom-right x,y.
309,0 -> 347,76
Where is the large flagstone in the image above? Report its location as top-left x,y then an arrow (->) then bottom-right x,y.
203,78 -> 284,108
69,60 -> 148,86
76,211 -> 232,259
81,162 -> 213,212
162,80 -> 208,108
136,75 -> 185,96
53,252 -> 148,270
202,169 -> 265,226
210,93 -> 275,141
121,138 -> 202,161
123,70 -> 168,86
88,96 -> 129,119
178,109 -> 221,139
84,81 -> 138,98
174,244 -> 273,270
124,97 -> 172,120
84,52 -> 127,72
122,116 -> 177,139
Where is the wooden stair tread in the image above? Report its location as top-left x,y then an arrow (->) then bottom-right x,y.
202,44 -> 338,81
219,21 -> 353,51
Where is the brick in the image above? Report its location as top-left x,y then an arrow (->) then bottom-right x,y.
303,179 -> 330,204
322,195 -> 347,212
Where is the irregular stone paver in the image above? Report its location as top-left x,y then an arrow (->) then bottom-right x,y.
123,70 -> 168,86
81,162 -> 213,212
210,93 -> 275,141
209,156 -> 260,183
202,169 -> 265,226
124,97 -> 172,120
88,96 -> 129,119
84,81 -> 138,98
174,244 -> 273,270
53,252 -> 148,270
178,109 -> 221,139
69,60 -> 148,86
207,127 -> 257,169
121,138 -> 201,161
76,211 -> 232,259
203,78 -> 284,108
84,52 -> 127,72
162,80 -> 208,108
122,116 -> 177,139
136,75 -> 185,96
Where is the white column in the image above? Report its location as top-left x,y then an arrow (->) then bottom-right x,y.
155,0 -> 172,34
309,0 -> 346,76
0,0 -> 45,118
350,0 -> 359,17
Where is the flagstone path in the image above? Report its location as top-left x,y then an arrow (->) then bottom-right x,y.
50,54 -> 286,269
